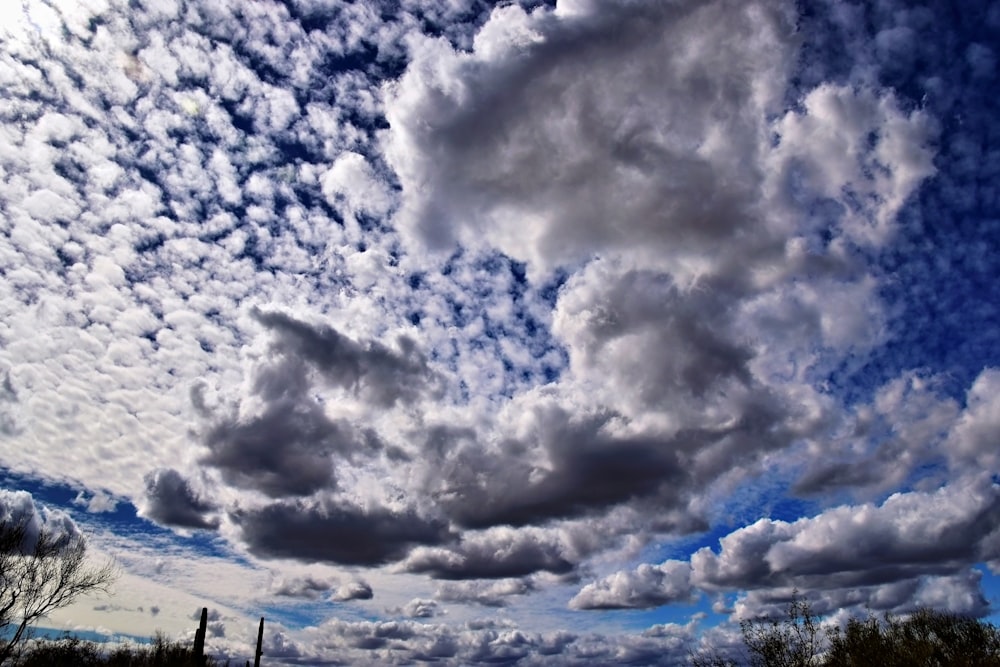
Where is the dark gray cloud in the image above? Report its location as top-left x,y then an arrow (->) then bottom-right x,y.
141,468 -> 219,530
202,396 -> 352,498
433,412 -> 689,530
199,311 -> 429,499
729,570 -> 991,621
428,403 -> 788,535
403,529 -> 574,580
253,309 -> 436,407
232,498 -> 451,566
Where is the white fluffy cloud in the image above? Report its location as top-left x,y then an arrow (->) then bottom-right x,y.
569,561 -> 694,610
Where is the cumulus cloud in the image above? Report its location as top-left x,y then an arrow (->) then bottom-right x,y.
321,151 -> 393,217
332,579 -> 374,601
582,474 -> 1000,618
202,395 -> 351,498
424,406 -> 701,532
0,488 -> 84,553
570,561 -> 694,610
270,575 -> 335,600
384,0 -> 796,269
198,309 -> 436,499
232,498 -> 451,566
140,467 -> 219,530
947,369 -> 1000,471
793,372 -> 960,497
729,570 -> 991,621
289,616 -> 699,666
735,479 -> 1000,587
402,527 -> 575,579
391,598 -> 441,618
73,489 -> 119,514
251,308 -> 437,407
436,578 -> 535,608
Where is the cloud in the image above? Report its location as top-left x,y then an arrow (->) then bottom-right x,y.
288,616 -> 701,666
0,489 -> 84,553
947,369 -> 1000,471
199,309 -> 434,499
140,468 -> 219,530
427,407 -> 694,531
792,372 -> 960,497
0,371 -> 21,436
435,578 -> 534,608
332,579 -> 373,601
570,561 -> 694,610
231,498 -> 451,566
391,598 -> 441,618
202,394 -> 351,498
729,570 -> 991,621
741,479 -> 1000,587
270,575 -> 335,600
402,527 -> 575,579
0,0 -> 995,656
384,0 -> 797,270
73,490 -> 119,514
252,308 -> 436,407
579,474 -> 1000,618
321,151 -> 393,217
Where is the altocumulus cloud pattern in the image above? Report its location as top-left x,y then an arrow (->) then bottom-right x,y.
1,0 -> 999,664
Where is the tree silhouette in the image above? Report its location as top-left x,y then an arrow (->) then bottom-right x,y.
826,607 -> 1000,667
0,517 -> 117,664
693,595 -> 1000,667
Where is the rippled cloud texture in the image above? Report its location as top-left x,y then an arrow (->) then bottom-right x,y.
1,0 -> 999,664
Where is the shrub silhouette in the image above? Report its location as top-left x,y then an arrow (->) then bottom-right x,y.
12,632 -> 225,666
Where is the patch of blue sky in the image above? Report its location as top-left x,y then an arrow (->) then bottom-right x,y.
978,566 -> 1000,624
787,1 -> 1000,407
407,248 -> 568,393
619,594 -> 718,635
263,596 -> 375,630
7,626 -> 151,646
0,468 -> 234,563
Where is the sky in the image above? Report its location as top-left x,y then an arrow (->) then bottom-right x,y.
0,0 -> 999,664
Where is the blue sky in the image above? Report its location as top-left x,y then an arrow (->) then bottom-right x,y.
1,0 -> 999,664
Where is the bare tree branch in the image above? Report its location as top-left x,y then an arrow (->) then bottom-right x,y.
0,517 -> 117,665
